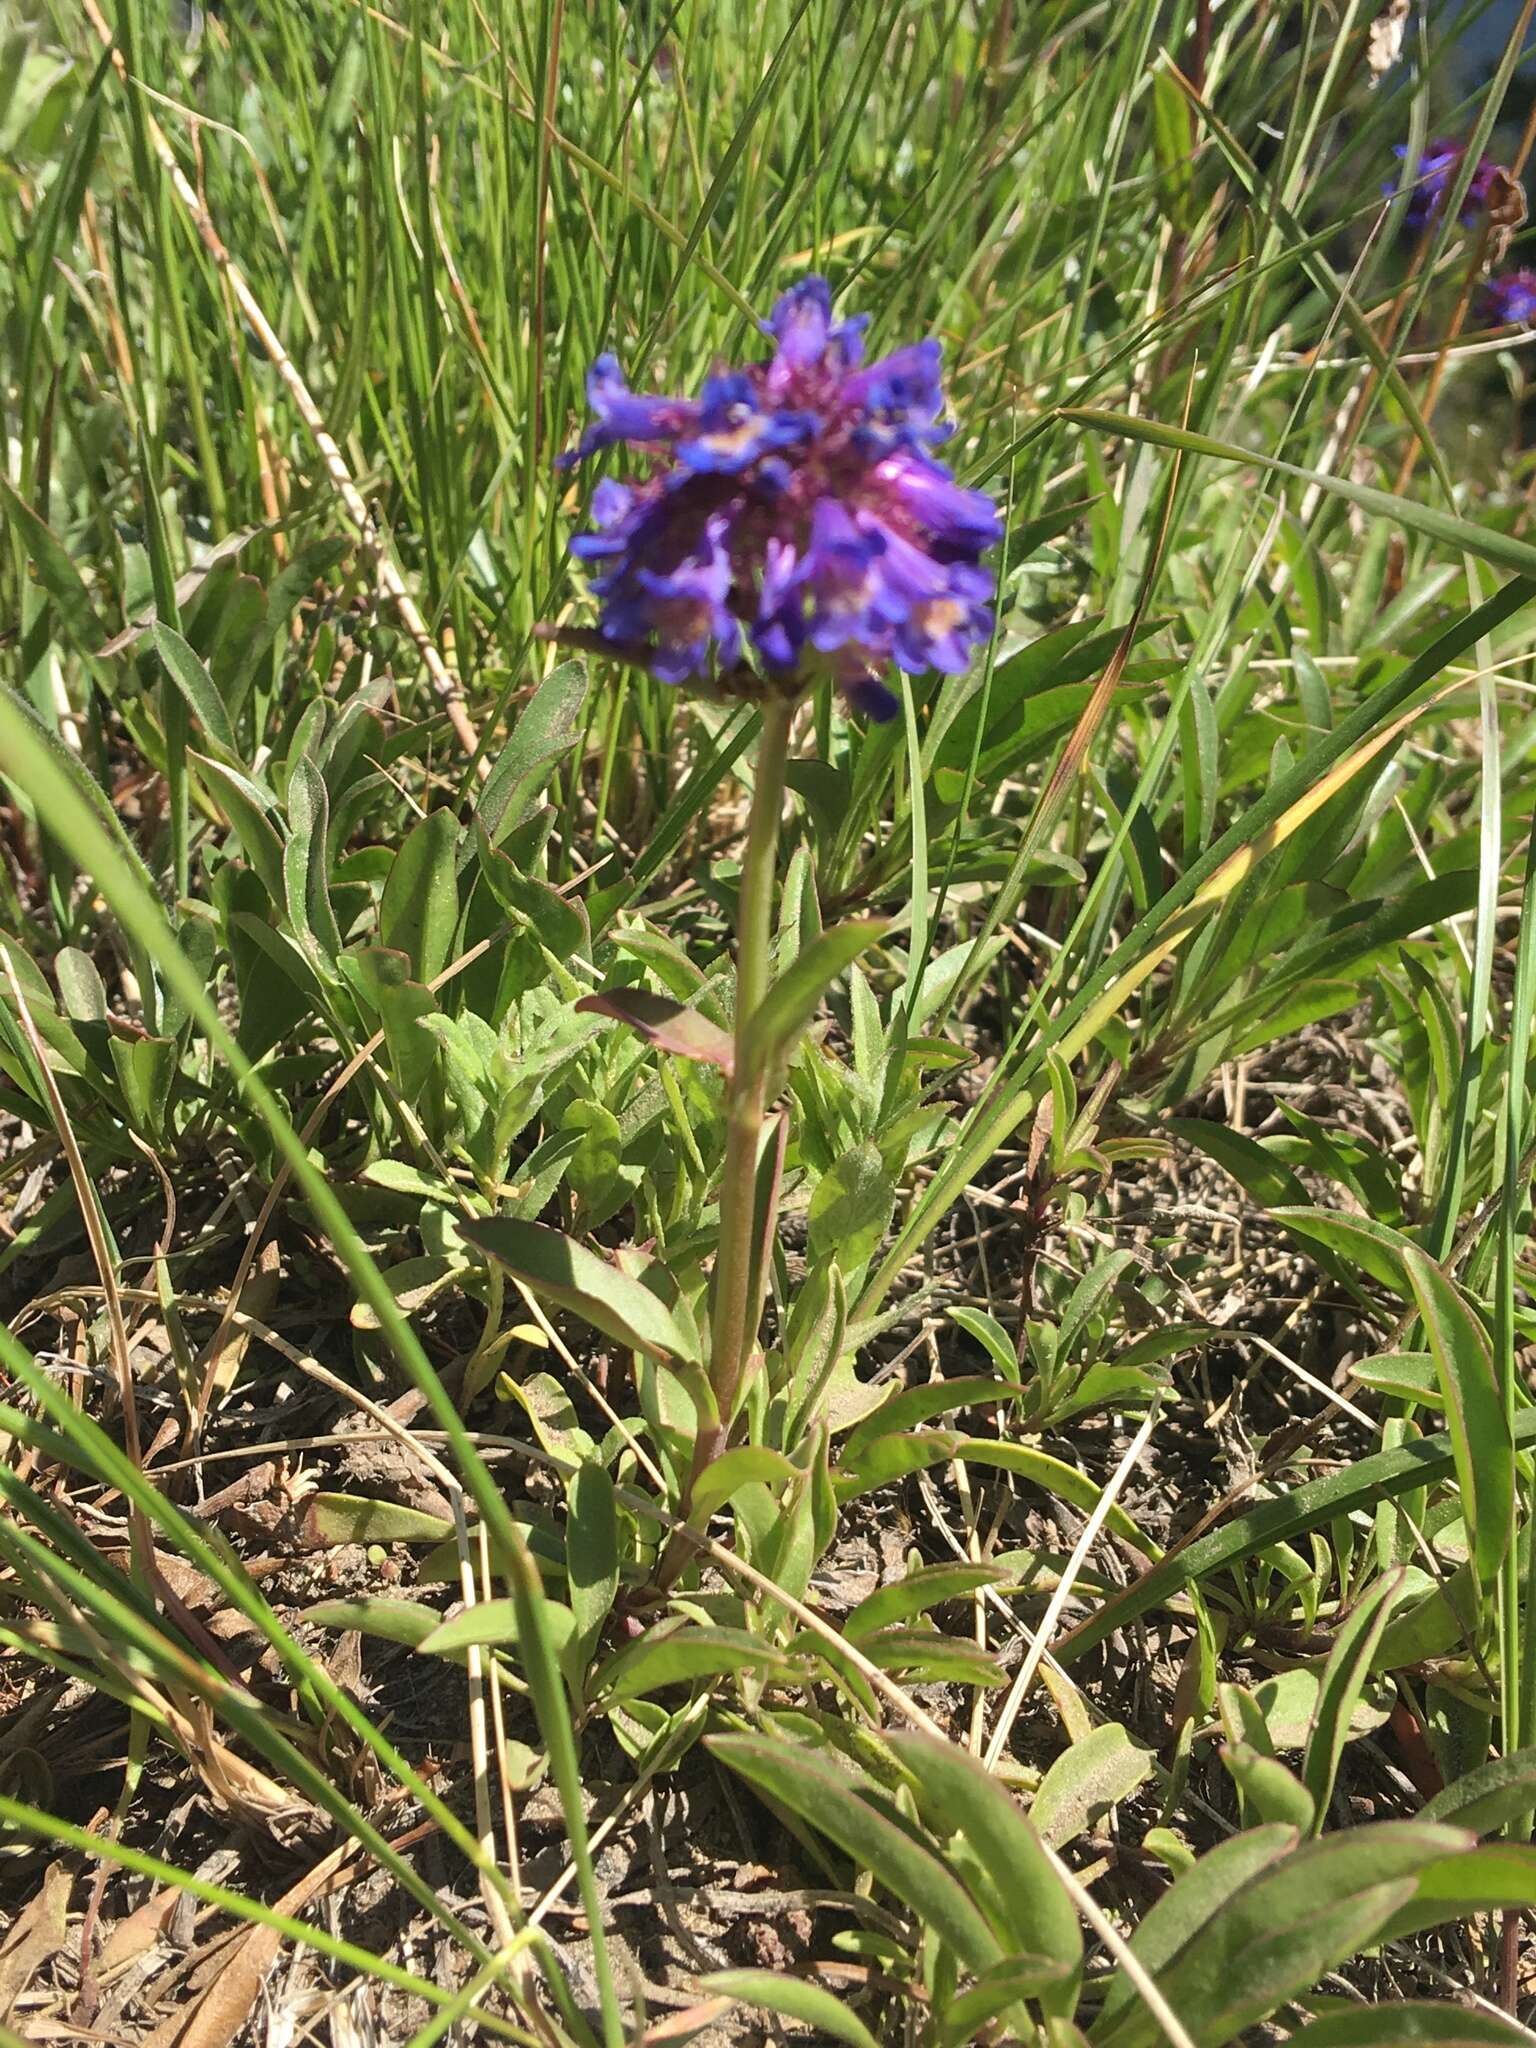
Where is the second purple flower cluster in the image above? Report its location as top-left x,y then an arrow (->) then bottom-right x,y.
560,279 -> 1002,721
1388,137 -> 1504,232
1388,136 -> 1534,330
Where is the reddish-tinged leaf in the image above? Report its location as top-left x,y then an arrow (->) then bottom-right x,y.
576,988 -> 734,1072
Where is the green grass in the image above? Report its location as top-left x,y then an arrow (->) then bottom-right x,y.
6,0 -> 1536,2042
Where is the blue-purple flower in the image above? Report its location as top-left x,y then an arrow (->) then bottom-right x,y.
1386,139 -> 1504,232
557,278 -> 1001,720
1484,270 -> 1536,327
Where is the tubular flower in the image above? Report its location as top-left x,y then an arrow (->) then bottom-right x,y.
558,278 -> 1001,720
1386,138 -> 1505,231
1484,270 -> 1536,326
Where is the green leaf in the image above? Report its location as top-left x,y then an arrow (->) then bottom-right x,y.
846,1563 -> 1016,1641
107,1030 -> 177,1143
952,1441 -> 1152,1554
1353,1351 -> 1440,1406
1372,1565 -> 1478,1672
1165,1118 -> 1308,1210
342,947 -> 438,1099
284,757 -> 341,964
1301,1567 -> 1411,1831
225,539 -> 350,706
1403,1247 -> 1513,1594
2,691 -> 160,937
596,1625 -> 791,1703
1377,1841 -> 1536,1942
1092,1826 -> 1298,2041
1286,2004 -> 1532,2047
1151,64 -> 1196,233
153,623 -> 235,752
476,830 -> 589,962
841,1381 -> 1016,1465
501,1522 -> 624,2041
380,808 -> 460,985
420,1599 -> 578,1659
936,1956 -> 1078,2047
858,1628 -> 1006,1687
192,752 -> 287,906
807,1142 -> 895,1273
831,1428 -> 963,1499
561,1099 -> 625,1215
1061,406 -> 1536,584
566,1463 -> 619,1666
692,1446 -> 800,1522
477,659 -> 588,848
884,1730 -> 1081,2012
1269,1205 -> 1416,1295
54,947 -> 106,1024
303,1597 -> 442,1648
699,1971 -> 880,2048
1091,1823 -> 1472,2048
1031,1723 -> 1152,1849
348,1253 -> 461,1330
709,1734 -> 1003,1975
1421,1748 -> 1536,1837
0,472 -> 108,654
1058,1410 -> 1536,1667
1222,1743 -> 1317,1832
946,1306 -> 1020,1382
462,1217 -> 699,1363
740,918 -> 888,1078
362,1158 -> 458,1203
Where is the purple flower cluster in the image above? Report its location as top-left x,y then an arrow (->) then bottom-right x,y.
1484,269 -> 1536,327
1387,138 -> 1503,231
559,279 -> 1002,721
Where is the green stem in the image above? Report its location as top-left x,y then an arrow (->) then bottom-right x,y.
660,698 -> 794,1577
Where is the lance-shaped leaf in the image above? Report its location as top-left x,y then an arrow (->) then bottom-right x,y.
1091,1823 -> 1472,2048
1286,2004 -> 1530,2046
462,1217 -> 699,1363
1058,1408 -> 1536,1667
381,808 -> 460,985
699,1971 -> 880,2048
1378,1841 -> 1536,1941
191,752 -> 287,906
575,988 -> 733,1073
1403,1245 -> 1513,1593
1091,1825 -> 1299,2039
1301,1566 -> 1410,1831
153,624 -> 236,752
0,473 -> 110,654
300,1494 -> 454,1547
884,1730 -> 1081,2014
1031,1722 -> 1152,1849
739,918 -> 888,1079
1420,1747 -> 1536,1838
475,658 -> 589,848
1059,406 -> 1536,582
937,1962 -> 1077,2047
709,1733 -> 1002,1975
597,1625 -> 794,1703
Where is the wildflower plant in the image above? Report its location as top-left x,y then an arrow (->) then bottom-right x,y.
12,7 -> 1536,2047
551,276 -> 1001,1574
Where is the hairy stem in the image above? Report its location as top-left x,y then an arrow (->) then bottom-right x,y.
658,697 -> 794,1582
